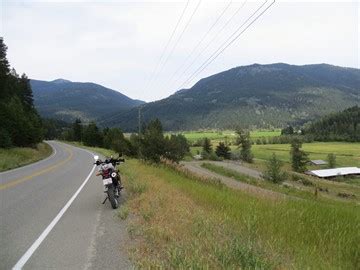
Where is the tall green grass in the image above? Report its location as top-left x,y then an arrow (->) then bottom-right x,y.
0,143 -> 52,172
123,160 -> 360,269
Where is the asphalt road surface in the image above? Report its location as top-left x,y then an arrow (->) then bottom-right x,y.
0,141 -> 131,270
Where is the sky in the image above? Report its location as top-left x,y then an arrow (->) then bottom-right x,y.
1,0 -> 359,102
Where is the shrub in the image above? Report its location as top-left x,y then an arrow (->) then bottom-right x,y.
327,153 -> 336,168
263,153 -> 286,184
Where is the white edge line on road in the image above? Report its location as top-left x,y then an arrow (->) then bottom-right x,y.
12,164 -> 97,270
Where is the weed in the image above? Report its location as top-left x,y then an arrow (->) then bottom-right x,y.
117,205 -> 129,220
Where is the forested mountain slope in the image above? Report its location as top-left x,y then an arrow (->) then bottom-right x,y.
101,63 -> 360,131
31,79 -> 144,122
305,106 -> 360,141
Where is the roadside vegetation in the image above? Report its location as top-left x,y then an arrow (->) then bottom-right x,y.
66,140 -> 360,269
0,143 -> 52,172
0,38 -> 43,148
121,159 -> 359,269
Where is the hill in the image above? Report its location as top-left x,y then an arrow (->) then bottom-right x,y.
31,79 -> 145,122
101,63 -> 360,131
305,106 -> 360,141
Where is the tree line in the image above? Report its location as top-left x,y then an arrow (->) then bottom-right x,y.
304,106 -> 360,142
0,38 -> 43,147
63,118 -> 190,163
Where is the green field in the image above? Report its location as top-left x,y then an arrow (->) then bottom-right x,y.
0,143 -> 53,172
252,142 -> 360,167
168,130 -> 280,143
190,140 -> 360,168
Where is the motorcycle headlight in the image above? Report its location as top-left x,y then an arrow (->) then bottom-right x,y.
111,172 -> 117,178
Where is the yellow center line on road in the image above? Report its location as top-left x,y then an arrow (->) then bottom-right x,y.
0,146 -> 74,191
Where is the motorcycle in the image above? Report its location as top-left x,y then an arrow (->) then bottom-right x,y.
94,155 -> 125,209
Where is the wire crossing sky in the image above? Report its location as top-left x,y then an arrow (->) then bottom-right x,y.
2,0 -> 359,102
179,0 -> 276,89
145,0 -> 190,92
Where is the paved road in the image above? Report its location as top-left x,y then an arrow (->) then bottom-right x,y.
0,141 -> 131,270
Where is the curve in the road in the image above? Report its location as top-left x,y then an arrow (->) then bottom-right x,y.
0,141 -> 131,270
0,144 -> 73,191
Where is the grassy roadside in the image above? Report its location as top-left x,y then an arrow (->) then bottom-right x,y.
121,160 -> 359,269
62,142 -> 360,269
0,143 -> 53,172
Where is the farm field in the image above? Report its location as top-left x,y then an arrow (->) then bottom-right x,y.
190,141 -> 360,168
252,142 -> 360,167
168,129 -> 281,143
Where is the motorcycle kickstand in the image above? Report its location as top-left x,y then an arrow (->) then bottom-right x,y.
102,197 -> 108,204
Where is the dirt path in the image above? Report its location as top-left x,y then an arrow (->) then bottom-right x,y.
202,160 -> 263,179
181,161 -> 287,200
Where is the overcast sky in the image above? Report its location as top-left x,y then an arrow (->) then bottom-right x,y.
2,0 -> 359,101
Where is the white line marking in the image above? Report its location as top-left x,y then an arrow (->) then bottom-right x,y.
12,164 -> 97,270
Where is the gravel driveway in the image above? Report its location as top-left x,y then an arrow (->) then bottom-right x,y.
181,161 -> 286,200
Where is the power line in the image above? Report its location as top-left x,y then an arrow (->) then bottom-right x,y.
153,0 -> 202,87
162,0 -> 233,88
144,0 -> 190,90
170,0 -> 248,89
179,0 -> 275,89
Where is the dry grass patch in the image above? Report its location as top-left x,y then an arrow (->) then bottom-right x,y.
122,161 -> 275,269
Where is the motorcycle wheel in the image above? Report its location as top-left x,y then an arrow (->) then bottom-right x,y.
107,186 -> 119,209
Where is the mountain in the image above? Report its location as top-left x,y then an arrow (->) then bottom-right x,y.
100,63 -> 360,131
31,79 -> 145,122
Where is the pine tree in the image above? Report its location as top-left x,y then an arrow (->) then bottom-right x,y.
140,119 -> 165,163
18,74 -> 34,110
202,137 -> 212,154
0,37 -> 10,99
235,129 -> 253,163
215,142 -> 231,159
82,122 -> 103,147
72,118 -> 82,142
103,127 -> 128,155
290,138 -> 309,172
164,134 -> 190,162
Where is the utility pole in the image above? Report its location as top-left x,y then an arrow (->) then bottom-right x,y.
138,106 -> 141,158
138,106 -> 141,136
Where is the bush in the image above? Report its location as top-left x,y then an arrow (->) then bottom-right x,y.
201,150 -> 222,161
327,153 -> 336,168
263,153 -> 286,184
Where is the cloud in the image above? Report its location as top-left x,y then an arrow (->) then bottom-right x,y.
2,0 -> 359,102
